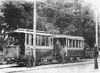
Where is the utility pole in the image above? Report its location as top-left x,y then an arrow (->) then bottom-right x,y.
33,0 -> 36,67
95,10 -> 98,50
94,9 -> 99,69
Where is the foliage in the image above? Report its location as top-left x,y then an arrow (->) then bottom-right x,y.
1,0 -> 95,48
44,0 -> 95,48
1,1 -> 25,30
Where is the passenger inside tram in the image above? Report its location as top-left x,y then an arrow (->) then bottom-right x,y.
53,38 -> 66,63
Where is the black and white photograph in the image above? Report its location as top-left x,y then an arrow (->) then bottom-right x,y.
0,0 -> 100,73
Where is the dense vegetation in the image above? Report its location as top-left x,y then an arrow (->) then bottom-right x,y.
0,0 -> 96,50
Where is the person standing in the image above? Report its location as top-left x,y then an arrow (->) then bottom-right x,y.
54,40 -> 61,63
60,45 -> 66,63
26,54 -> 29,67
26,52 -> 32,68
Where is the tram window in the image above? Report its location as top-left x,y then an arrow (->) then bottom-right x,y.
36,35 -> 39,45
41,36 -> 46,46
46,36 -> 49,46
76,40 -> 78,47
79,40 -> 81,47
36,35 -> 52,46
31,34 -> 33,45
39,36 -> 41,46
51,38 -> 53,46
27,34 -> 29,45
80,40 -> 83,47
69,39 -> 72,47
36,35 -> 42,46
82,41 -> 84,47
48,37 -> 50,46
73,40 -> 75,47
67,39 -> 69,47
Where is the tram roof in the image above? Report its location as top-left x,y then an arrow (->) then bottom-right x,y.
13,28 -> 52,36
53,34 -> 84,40
14,28 -> 84,40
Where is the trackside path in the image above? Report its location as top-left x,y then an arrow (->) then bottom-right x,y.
0,58 -> 100,73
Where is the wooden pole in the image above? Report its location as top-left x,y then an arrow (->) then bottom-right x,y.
33,0 -> 36,67
96,10 -> 98,47
94,9 -> 99,69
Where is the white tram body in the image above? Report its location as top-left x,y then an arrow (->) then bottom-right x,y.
53,35 -> 84,58
14,29 -> 53,61
14,28 -> 84,62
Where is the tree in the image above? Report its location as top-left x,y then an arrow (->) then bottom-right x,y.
44,0 -> 95,48
0,4 -> 5,51
1,0 -> 95,48
2,1 -> 25,31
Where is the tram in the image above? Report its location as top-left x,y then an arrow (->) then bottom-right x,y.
13,28 -> 53,63
12,28 -> 84,63
53,34 -> 84,61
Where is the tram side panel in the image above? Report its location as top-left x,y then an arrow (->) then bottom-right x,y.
66,39 -> 84,59
66,48 -> 84,58
36,48 -> 53,64
25,47 -> 53,64
25,33 -> 53,64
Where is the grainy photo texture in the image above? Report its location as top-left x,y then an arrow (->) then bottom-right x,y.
0,0 -> 100,73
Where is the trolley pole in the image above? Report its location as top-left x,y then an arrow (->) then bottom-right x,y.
33,0 -> 36,67
94,9 -> 99,69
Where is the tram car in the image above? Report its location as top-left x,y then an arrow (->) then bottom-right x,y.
53,35 -> 84,61
13,28 -> 53,64
11,28 -> 84,64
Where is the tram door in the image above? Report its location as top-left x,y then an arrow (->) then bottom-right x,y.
10,33 -> 25,56
53,38 -> 67,59
16,33 -> 25,56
